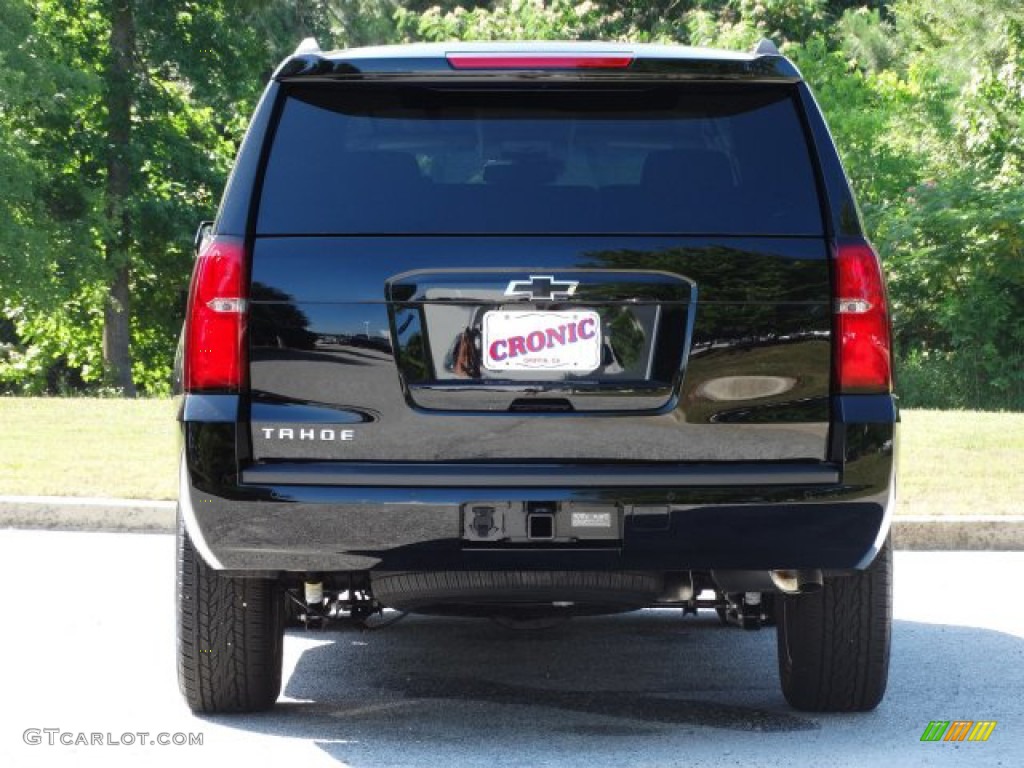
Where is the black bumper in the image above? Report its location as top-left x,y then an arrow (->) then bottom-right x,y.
178,394 -> 896,575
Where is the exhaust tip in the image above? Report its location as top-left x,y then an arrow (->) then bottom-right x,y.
771,569 -> 823,594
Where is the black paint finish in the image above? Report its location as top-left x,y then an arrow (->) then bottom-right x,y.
246,236 -> 832,462
273,43 -> 801,82
178,47 -> 896,581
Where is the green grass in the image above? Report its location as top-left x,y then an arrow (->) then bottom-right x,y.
0,398 -> 178,500
0,399 -> 1020,514
898,409 -> 1023,517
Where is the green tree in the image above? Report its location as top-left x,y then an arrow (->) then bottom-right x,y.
102,0 -> 137,395
0,0 -> 108,393
397,0 -> 627,42
0,0 -> 55,297
2,0 -> 1022,408
873,15 -> 1024,408
2,0 -> 310,395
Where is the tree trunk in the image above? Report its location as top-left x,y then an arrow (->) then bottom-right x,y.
103,265 -> 134,394
102,0 -> 137,397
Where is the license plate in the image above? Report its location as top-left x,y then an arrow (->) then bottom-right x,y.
482,310 -> 601,372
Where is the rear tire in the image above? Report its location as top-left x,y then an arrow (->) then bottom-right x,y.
776,536 -> 892,712
176,509 -> 284,713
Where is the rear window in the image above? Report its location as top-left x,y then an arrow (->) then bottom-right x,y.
257,84 -> 823,236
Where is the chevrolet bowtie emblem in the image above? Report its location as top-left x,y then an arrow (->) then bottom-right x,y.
504,275 -> 579,301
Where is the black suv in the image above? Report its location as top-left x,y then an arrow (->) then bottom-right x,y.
175,39 -> 896,714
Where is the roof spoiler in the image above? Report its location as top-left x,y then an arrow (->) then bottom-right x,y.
294,37 -> 321,55
752,38 -> 780,55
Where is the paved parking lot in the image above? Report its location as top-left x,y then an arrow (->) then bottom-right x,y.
0,529 -> 1020,767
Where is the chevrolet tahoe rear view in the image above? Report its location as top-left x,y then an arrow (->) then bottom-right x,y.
175,39 -> 897,715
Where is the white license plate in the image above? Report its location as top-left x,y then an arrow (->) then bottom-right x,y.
482,310 -> 601,372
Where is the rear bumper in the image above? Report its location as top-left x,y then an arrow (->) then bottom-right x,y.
179,394 -> 895,574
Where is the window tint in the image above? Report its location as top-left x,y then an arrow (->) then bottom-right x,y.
257,85 -> 823,236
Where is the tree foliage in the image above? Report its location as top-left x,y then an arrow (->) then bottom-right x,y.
0,0 -> 1021,409
0,0 -> 301,394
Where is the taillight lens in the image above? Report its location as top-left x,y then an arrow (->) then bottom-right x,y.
834,241 -> 892,393
446,52 -> 634,70
184,236 -> 247,392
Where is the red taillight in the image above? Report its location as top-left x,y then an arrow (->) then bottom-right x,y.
834,241 -> 892,393
184,236 -> 247,392
446,52 -> 634,70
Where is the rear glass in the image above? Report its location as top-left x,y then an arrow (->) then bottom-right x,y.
257,84 -> 823,236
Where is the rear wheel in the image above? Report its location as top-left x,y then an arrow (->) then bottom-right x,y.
776,536 -> 892,712
176,509 -> 285,713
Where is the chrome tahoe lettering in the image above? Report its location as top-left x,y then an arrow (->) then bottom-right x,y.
260,427 -> 355,441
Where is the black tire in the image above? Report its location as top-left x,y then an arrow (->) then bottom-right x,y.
776,536 -> 892,712
371,570 -> 663,614
176,509 -> 285,713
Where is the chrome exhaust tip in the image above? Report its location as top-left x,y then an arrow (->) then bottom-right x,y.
770,569 -> 823,594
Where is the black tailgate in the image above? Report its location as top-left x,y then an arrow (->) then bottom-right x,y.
245,80 -> 832,464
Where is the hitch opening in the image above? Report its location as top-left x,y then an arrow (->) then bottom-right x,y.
527,512 -> 555,540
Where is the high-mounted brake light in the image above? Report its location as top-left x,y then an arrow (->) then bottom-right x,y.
834,241 -> 892,393
184,236 -> 248,392
446,52 -> 634,70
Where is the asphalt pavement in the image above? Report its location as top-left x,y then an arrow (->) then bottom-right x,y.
0,529 -> 1021,768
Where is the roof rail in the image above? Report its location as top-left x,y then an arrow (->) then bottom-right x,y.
294,37 -> 321,55
753,38 -> 780,56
